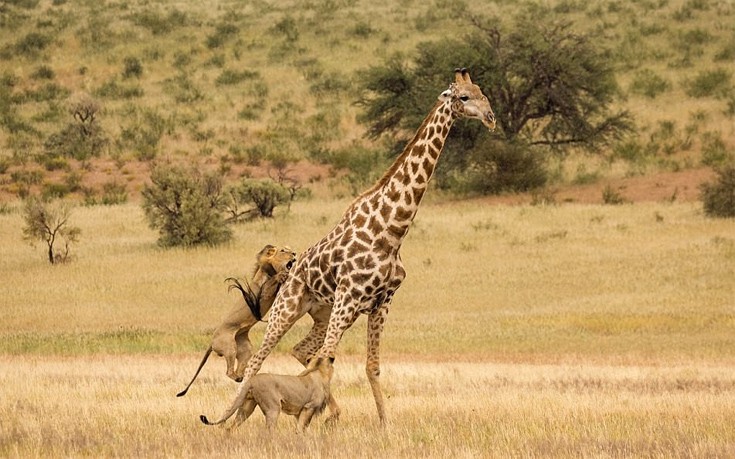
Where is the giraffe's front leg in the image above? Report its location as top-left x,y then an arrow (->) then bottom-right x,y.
291,306 -> 343,424
366,304 -> 390,426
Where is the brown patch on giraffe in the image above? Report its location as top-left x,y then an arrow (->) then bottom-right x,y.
355,229 -> 372,245
354,255 -> 376,271
353,214 -> 367,228
379,202 -> 392,221
347,241 -> 370,258
431,137 -> 443,151
368,215 -> 385,233
387,224 -> 404,238
387,182 -> 403,202
394,207 -> 413,222
340,227 -> 354,245
404,192 -> 414,206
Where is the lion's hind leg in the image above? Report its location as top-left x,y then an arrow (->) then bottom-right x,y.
228,399 -> 257,430
233,328 -> 253,382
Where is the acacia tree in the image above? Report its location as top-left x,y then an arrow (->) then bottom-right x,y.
356,11 -> 632,194
22,196 -> 81,264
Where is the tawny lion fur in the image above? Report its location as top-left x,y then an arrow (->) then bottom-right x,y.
177,245 -> 297,397
200,356 -> 334,432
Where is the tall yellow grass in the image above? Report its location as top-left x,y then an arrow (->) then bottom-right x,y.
1,198 -> 734,456
1,355 -> 734,458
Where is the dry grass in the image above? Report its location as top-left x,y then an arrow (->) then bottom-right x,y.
1,355 -> 734,458
1,197 -> 735,456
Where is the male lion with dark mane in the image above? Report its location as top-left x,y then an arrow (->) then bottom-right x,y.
200,356 -> 334,432
177,244 -> 297,397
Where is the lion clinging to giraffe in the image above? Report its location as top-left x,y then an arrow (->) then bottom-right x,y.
201,68 -> 496,427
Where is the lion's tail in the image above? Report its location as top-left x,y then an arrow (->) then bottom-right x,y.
200,380 -> 252,426
176,347 -> 213,397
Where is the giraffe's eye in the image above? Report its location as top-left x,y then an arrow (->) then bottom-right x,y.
459,95 -> 470,102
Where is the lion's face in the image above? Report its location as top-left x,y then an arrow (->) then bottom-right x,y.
269,246 -> 297,272
256,245 -> 297,277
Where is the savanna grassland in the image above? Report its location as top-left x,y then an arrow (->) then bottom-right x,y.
1,199 -> 734,457
2,0 -> 735,457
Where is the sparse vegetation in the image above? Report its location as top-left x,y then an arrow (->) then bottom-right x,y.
0,0 -> 733,201
21,195 -> 80,264
701,164 -> 735,218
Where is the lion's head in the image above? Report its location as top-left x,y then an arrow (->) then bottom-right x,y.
253,244 -> 297,280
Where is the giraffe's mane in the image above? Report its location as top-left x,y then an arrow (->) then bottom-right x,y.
352,98 -> 447,206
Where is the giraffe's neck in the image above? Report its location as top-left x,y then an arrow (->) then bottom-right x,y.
357,99 -> 455,242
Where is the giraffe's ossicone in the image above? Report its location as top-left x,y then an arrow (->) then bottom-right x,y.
201,68 -> 496,427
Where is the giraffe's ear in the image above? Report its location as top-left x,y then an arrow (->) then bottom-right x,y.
439,88 -> 452,99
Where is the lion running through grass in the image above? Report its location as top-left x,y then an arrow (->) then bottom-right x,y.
200,356 -> 334,432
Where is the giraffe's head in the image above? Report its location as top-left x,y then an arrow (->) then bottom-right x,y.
440,68 -> 496,131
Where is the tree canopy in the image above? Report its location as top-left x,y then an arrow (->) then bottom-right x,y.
356,11 -> 633,194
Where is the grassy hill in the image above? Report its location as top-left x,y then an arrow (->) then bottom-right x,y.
0,0 -> 733,202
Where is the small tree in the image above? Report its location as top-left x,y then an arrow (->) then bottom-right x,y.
226,178 -> 290,221
44,92 -> 107,161
22,196 -> 80,264
141,164 -> 232,247
701,164 -> 735,218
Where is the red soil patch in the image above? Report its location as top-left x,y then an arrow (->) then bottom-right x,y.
478,168 -> 715,206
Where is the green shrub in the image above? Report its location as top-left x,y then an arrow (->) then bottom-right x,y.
684,69 -> 732,98
122,57 -> 143,79
142,164 -> 231,247
14,32 -> 52,57
130,9 -> 188,35
44,121 -> 107,161
701,164 -> 735,218
94,79 -> 144,99
31,65 -> 55,80
444,140 -> 548,195
206,22 -> 239,49
602,185 -> 627,205
100,181 -> 128,205
629,69 -> 671,98
215,69 -> 259,86
700,131 -> 733,167
42,182 -> 71,199
226,178 -> 291,219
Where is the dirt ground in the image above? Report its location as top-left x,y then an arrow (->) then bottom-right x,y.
479,168 -> 715,206
0,156 -> 715,206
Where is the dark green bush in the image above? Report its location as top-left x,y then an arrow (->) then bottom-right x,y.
215,69 -> 259,86
227,178 -> 291,219
142,164 -> 232,247
31,65 -> 55,80
122,57 -> 143,79
44,121 -> 107,161
442,140 -> 547,195
206,22 -> 239,49
701,164 -> 735,218
629,69 -> 671,98
14,32 -> 52,56
684,69 -> 732,98
700,131 -> 733,167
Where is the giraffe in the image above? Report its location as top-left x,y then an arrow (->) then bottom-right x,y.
200,68 -> 496,427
